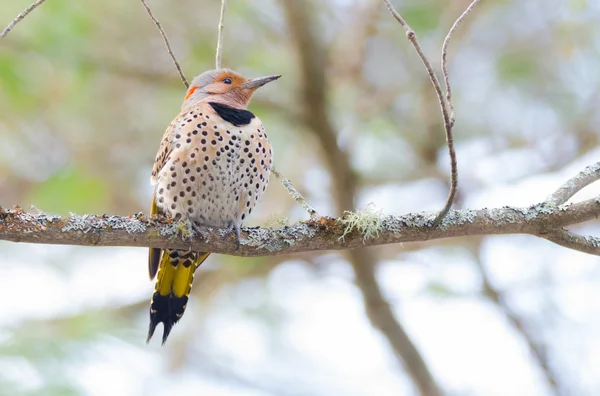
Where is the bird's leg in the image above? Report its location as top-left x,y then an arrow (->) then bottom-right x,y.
191,222 -> 211,242
234,224 -> 241,250
226,221 -> 241,250
186,219 -> 194,251
173,217 -> 194,251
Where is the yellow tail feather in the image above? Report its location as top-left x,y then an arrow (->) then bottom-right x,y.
147,249 -> 210,344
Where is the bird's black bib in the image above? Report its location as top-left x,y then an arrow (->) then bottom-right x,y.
209,102 -> 255,126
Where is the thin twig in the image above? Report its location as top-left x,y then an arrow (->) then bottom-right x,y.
382,0 -> 457,226
546,162 -> 600,206
215,0 -> 228,69
0,0 -> 48,39
139,0 -> 189,88
441,0 -> 481,126
271,167 -> 320,219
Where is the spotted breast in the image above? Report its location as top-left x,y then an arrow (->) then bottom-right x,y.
153,102 -> 272,231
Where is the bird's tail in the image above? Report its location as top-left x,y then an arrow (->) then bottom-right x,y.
146,249 -> 210,344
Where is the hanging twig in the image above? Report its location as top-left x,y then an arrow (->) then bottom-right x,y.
1,0 -> 48,39
139,0 -> 189,88
215,0 -> 228,69
271,167 -> 320,219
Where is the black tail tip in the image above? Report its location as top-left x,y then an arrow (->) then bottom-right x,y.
146,292 -> 188,345
146,319 -> 174,345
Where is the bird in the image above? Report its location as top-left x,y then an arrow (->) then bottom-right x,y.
147,68 -> 280,344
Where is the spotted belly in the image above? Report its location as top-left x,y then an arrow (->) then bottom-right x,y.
154,110 -> 272,228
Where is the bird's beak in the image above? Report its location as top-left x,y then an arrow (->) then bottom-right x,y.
241,74 -> 281,90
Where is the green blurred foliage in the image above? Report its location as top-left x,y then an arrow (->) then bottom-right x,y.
496,53 -> 538,84
29,167 -> 109,215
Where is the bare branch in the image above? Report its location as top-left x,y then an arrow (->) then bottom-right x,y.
546,162 -> 600,206
541,228 -> 600,256
0,0 -> 48,39
215,0 -> 228,69
382,0 -> 457,225
2,188 -> 600,256
271,167 -> 320,219
139,0 -> 189,88
441,0 -> 481,125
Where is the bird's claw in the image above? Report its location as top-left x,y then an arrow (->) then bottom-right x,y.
226,222 -> 241,250
188,222 -> 209,251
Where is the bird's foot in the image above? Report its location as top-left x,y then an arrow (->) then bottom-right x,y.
226,222 -> 241,250
192,222 -> 210,239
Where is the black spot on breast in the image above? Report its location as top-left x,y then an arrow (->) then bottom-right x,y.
209,102 -> 256,126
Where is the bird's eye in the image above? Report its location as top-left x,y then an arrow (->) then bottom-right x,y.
222,78 -> 232,84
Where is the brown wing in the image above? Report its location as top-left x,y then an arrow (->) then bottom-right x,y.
149,118 -> 180,279
151,120 -> 178,185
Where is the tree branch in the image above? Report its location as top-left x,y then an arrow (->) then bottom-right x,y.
0,0 -> 48,39
441,0 -> 481,125
139,0 -> 189,88
383,0 -> 480,226
541,228 -> 600,256
271,167 -> 320,219
215,0 -> 228,69
281,1 -> 442,394
546,161 -> 600,206
1,196 -> 599,255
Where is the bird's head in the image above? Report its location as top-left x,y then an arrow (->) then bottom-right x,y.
182,69 -> 281,109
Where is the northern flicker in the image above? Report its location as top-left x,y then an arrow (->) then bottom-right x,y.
147,69 -> 280,344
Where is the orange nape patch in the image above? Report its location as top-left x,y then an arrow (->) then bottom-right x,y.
215,71 -> 246,86
184,86 -> 199,101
